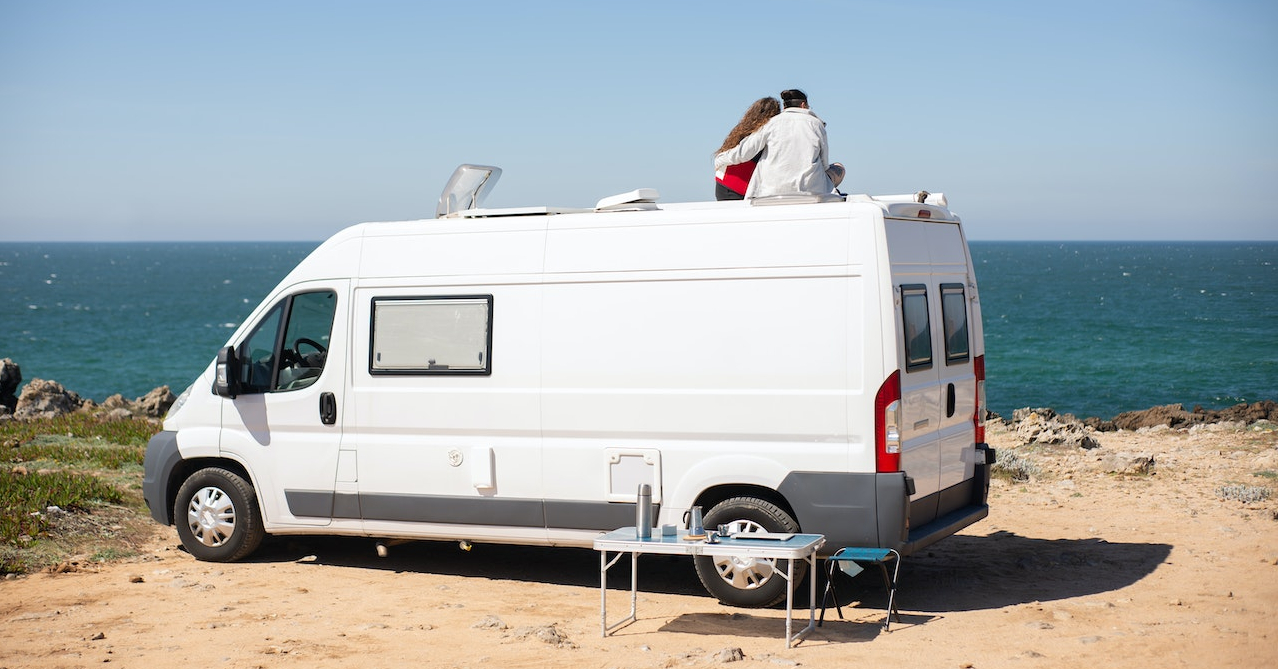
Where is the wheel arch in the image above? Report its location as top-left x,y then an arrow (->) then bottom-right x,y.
692,484 -> 800,531
164,457 -> 257,525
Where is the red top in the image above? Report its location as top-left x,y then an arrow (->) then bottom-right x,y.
717,160 -> 757,196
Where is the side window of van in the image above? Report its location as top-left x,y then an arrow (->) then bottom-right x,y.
901,284 -> 932,371
940,283 -> 970,364
239,303 -> 284,393
236,290 -> 337,393
370,295 -> 493,375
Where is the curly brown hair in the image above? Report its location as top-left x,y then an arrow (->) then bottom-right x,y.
717,97 -> 781,154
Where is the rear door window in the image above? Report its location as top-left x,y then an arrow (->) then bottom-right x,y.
901,284 -> 932,371
940,283 -> 970,364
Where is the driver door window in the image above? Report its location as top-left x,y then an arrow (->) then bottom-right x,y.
237,290 -> 337,393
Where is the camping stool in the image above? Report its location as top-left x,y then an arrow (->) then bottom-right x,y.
818,547 -> 902,631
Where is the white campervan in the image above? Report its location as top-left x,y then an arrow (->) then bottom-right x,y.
143,165 -> 994,607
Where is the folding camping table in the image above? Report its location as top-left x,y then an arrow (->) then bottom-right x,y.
594,528 -> 825,648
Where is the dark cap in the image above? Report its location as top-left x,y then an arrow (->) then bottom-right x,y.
780,89 -> 808,107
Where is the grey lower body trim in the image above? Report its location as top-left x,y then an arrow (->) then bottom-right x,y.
778,471 -> 905,551
141,430 -> 182,525
779,454 -> 993,556
545,499 -> 656,530
284,490 -> 655,531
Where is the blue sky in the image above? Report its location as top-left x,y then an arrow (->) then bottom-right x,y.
1,1 -> 1274,242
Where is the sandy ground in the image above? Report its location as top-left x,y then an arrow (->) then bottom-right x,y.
2,423 -> 1276,669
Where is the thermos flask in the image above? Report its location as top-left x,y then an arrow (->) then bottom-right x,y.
636,484 -> 653,539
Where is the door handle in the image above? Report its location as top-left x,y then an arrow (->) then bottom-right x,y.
946,383 -> 957,418
319,392 -> 337,425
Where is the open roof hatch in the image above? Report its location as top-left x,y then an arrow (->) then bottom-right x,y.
436,164 -> 502,219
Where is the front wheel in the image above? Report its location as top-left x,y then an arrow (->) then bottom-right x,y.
174,467 -> 265,562
693,496 -> 805,608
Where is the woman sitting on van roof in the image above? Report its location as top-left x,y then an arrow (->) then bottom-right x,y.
714,96 -> 780,201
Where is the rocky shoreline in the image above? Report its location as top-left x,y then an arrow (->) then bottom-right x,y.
0,358 -> 175,422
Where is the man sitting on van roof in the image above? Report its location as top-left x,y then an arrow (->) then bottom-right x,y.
714,89 -> 844,199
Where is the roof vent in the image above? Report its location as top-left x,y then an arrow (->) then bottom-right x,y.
595,188 -> 660,212
436,164 -> 502,218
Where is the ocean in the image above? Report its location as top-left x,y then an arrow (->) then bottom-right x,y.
2,241 -> 1275,419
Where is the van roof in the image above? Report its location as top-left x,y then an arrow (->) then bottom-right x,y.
433,163 -> 955,223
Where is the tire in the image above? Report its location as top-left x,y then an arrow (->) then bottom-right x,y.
173,467 -> 265,562
693,496 -> 805,608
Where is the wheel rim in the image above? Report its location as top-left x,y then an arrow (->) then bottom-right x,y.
186,486 -> 236,548
710,519 -> 776,590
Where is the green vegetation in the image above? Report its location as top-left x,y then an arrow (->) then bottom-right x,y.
1,414 -> 160,574
1255,470 -> 1278,480
1,413 -> 157,449
0,470 -> 125,542
8,437 -> 145,470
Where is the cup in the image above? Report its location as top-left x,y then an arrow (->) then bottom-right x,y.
689,506 -> 704,536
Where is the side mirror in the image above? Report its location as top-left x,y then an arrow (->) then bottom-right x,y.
213,346 -> 241,398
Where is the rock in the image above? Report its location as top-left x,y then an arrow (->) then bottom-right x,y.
1111,401 -> 1278,430
133,386 -> 176,419
1083,416 -> 1116,432
710,647 -> 745,663
14,378 -> 86,419
0,358 -> 20,411
1111,404 -> 1204,430
1214,400 -> 1278,424
1097,454 -> 1155,476
472,615 -> 507,630
512,624 -> 575,648
1010,407 -> 1101,449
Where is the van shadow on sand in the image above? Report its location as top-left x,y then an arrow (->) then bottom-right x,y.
232,529 -> 1170,616
243,534 -> 705,595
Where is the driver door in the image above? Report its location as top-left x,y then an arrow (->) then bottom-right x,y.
219,281 -> 349,527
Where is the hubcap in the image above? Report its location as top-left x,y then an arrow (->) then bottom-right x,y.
186,486 -> 236,547
711,519 -> 776,589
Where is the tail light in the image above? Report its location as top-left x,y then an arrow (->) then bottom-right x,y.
875,371 -> 902,472
974,354 -> 986,443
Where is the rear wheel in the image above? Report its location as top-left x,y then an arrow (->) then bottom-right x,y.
174,467 -> 265,562
693,496 -> 805,608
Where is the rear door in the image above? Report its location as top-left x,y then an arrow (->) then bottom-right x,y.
888,222 -> 943,525
932,238 -> 980,514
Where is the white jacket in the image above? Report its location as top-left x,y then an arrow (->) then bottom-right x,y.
714,107 -> 832,198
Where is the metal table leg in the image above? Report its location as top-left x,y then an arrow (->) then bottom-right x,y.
600,550 -> 638,637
